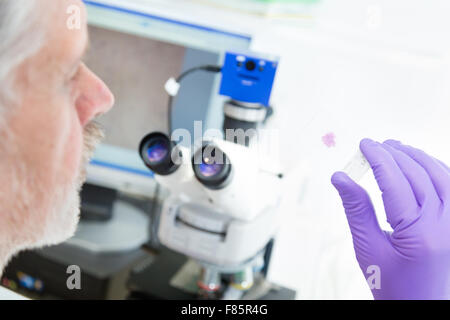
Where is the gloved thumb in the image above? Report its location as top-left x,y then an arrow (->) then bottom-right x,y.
331,172 -> 383,261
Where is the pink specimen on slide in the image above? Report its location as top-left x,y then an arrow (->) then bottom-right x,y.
322,132 -> 336,148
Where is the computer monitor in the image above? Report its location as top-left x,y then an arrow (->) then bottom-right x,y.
83,0 -> 251,197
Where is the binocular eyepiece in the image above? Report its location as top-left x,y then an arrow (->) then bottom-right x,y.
139,132 -> 181,176
192,144 -> 232,190
139,133 -> 232,189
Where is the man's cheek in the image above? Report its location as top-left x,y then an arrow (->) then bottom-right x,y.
63,123 -> 83,181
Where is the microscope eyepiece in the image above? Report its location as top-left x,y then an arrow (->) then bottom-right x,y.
147,140 -> 169,163
192,144 -> 232,190
139,132 -> 181,175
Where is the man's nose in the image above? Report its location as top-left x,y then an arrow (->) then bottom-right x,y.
75,64 -> 115,126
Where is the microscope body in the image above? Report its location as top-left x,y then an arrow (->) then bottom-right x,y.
158,195 -> 279,267
138,51 -> 283,298
150,138 -> 282,296
156,139 -> 282,267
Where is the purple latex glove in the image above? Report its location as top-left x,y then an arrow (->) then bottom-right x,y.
331,139 -> 450,300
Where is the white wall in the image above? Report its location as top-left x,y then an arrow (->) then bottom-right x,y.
251,0 -> 450,299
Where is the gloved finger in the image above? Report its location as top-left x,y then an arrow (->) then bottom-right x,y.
385,140 -> 450,202
382,142 -> 439,207
435,158 -> 450,173
360,138 -> 418,229
331,171 -> 385,262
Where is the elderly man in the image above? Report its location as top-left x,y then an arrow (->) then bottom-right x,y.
0,0 -> 114,294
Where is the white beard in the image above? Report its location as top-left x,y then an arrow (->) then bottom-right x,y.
0,122 -> 104,272
29,178 -> 81,248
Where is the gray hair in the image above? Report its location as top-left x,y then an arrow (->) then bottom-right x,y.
0,0 -> 45,106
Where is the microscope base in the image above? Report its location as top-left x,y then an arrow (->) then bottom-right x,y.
127,247 -> 296,300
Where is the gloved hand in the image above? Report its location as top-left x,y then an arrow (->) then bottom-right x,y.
331,139 -> 450,300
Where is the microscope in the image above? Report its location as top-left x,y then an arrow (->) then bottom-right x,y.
133,51 -> 294,299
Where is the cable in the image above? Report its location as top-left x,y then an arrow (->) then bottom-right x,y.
167,65 -> 222,134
